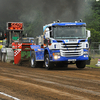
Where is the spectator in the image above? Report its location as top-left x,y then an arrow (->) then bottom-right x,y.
12,34 -> 19,42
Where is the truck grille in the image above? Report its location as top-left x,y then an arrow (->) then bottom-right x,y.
60,43 -> 82,57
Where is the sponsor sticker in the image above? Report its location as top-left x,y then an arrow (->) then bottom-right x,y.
65,40 -> 68,42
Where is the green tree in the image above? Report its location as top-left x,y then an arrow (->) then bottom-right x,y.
84,0 -> 100,42
89,28 -> 100,42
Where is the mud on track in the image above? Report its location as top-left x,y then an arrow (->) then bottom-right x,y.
0,61 -> 100,100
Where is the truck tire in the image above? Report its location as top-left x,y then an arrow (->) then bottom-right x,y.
44,54 -> 53,70
31,51 -> 43,68
4,53 -> 7,62
31,51 -> 37,68
76,61 -> 86,69
1,53 -> 5,62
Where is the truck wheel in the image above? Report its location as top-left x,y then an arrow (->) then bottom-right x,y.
31,52 -> 37,68
4,54 -> 7,62
44,54 -> 53,70
31,51 -> 43,68
76,61 -> 86,69
1,53 -> 5,62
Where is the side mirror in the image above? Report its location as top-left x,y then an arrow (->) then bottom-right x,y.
86,30 -> 91,38
45,28 -> 50,38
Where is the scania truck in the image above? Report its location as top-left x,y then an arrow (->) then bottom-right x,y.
30,20 -> 91,70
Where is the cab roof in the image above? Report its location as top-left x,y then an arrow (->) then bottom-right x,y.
52,22 -> 86,26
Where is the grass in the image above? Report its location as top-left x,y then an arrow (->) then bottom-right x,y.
86,58 -> 100,68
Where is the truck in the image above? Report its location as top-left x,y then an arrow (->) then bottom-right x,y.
1,22 -> 34,64
30,20 -> 91,70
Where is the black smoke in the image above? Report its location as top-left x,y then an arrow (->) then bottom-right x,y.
0,0 -> 86,35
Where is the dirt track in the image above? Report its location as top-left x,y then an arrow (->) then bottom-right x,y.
0,61 -> 100,100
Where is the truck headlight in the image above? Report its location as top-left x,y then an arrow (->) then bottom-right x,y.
53,53 -> 60,59
54,55 -> 58,59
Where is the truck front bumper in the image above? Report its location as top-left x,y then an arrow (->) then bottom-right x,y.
50,55 -> 88,62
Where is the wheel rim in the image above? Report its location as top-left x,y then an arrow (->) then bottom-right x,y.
45,58 -> 49,67
31,57 -> 34,66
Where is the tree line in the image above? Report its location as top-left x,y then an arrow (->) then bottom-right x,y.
83,0 -> 100,43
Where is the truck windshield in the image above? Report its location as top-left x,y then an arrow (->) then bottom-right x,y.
53,26 -> 86,39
